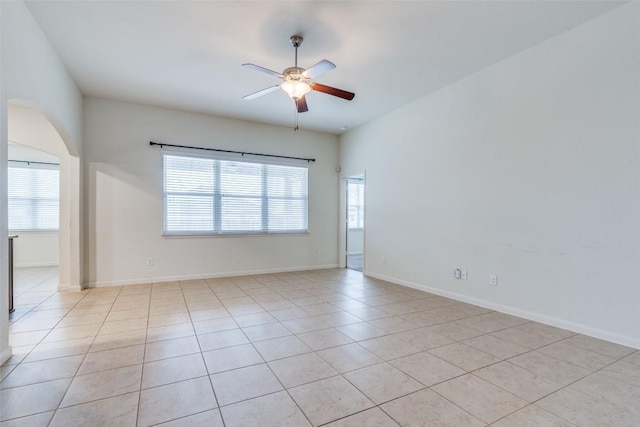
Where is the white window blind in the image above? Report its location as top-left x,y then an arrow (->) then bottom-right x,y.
347,179 -> 364,229
163,153 -> 308,234
8,164 -> 60,231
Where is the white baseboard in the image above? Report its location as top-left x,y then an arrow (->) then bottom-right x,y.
56,282 -> 84,292
84,264 -> 339,288
15,262 -> 59,268
68,283 -> 83,292
0,346 -> 13,365
366,271 -> 640,350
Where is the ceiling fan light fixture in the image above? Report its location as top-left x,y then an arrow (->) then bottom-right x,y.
280,79 -> 311,100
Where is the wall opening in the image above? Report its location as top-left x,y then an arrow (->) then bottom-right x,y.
4,102 -> 74,328
345,176 -> 365,272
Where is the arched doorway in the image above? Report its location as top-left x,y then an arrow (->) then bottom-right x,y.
7,142 -> 60,309
1,101 -> 83,363
7,103 -> 77,293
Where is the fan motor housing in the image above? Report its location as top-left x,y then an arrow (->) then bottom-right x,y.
283,67 -> 306,80
290,35 -> 303,47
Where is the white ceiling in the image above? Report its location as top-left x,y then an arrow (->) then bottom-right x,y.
26,1 -> 623,134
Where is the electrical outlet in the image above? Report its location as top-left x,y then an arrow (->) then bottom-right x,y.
489,274 -> 498,286
147,257 -> 154,266
381,255 -> 387,264
454,269 -> 462,279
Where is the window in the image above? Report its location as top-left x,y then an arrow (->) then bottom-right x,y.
8,164 -> 60,231
347,179 -> 364,229
163,153 -> 308,234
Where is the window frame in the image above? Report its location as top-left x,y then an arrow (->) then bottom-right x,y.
162,150 -> 309,236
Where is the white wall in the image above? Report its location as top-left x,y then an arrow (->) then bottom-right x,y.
0,0 -> 83,363
340,3 -> 640,348
1,2 -> 82,154
7,142 -> 59,163
12,233 -> 59,267
84,97 -> 339,286
7,143 -> 60,267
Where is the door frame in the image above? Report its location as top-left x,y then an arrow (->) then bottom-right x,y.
339,172 -> 366,270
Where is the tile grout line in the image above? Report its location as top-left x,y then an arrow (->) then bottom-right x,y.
134,284 -> 153,427
189,278 -> 226,425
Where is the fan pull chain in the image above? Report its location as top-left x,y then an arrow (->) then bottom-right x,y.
294,101 -> 299,131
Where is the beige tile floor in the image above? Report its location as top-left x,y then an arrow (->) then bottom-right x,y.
1,266 -> 639,426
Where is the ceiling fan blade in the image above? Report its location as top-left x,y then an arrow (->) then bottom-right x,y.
296,96 -> 309,113
310,83 -> 355,101
242,63 -> 283,78
302,59 -> 336,79
243,85 -> 281,100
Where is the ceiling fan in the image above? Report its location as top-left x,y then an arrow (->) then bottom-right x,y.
242,35 -> 355,118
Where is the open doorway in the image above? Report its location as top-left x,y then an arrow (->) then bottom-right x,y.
7,103 -> 79,305
7,142 -> 61,318
346,176 -> 364,272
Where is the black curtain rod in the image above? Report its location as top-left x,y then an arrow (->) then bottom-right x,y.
149,141 -> 315,163
9,159 -> 59,166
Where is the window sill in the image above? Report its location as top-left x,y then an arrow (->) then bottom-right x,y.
162,231 -> 310,238
8,229 -> 59,233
